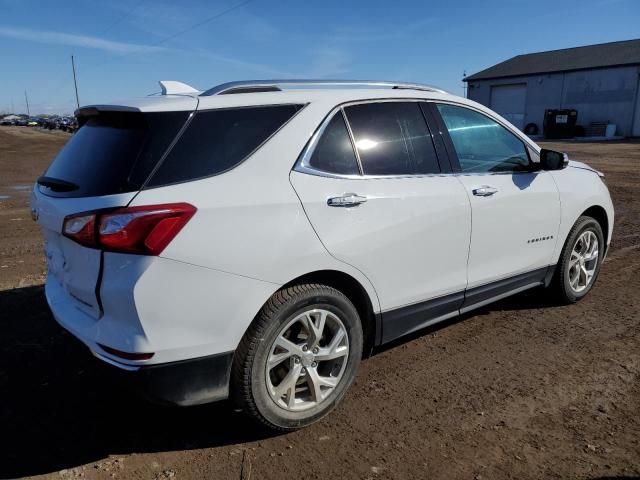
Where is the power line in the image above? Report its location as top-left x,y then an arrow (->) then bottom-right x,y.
150,0 -> 253,48
30,0 -> 255,112
81,0 -> 255,74
98,0 -> 146,36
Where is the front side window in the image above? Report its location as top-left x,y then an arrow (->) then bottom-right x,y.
307,113 -> 360,175
148,104 -> 303,187
436,104 -> 530,173
344,102 -> 440,176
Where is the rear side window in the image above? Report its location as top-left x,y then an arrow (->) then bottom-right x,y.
147,104 -> 303,187
41,111 -> 189,198
344,102 -> 440,176
307,113 -> 360,175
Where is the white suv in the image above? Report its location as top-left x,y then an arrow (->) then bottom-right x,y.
32,80 -> 614,430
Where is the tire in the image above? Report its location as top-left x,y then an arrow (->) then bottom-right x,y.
524,123 -> 539,136
552,216 -> 605,304
232,283 -> 363,431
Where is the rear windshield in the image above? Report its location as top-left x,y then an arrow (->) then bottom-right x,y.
40,111 -> 189,198
146,104 -> 304,188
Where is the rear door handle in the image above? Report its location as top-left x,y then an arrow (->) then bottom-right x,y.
327,193 -> 367,207
472,186 -> 498,197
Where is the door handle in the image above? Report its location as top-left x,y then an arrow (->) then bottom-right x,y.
327,193 -> 367,207
472,186 -> 498,197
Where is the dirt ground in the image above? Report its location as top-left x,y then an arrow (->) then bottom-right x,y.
1,126 -> 638,480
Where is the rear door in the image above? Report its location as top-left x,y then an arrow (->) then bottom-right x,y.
32,108 -> 192,317
431,102 -> 560,301
291,101 -> 472,342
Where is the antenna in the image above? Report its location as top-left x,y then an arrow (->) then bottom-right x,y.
24,91 -> 30,116
71,55 -> 80,109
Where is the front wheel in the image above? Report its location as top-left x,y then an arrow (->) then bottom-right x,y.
552,216 -> 605,303
232,284 -> 363,430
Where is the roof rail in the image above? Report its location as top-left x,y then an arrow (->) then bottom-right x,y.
200,79 -> 448,96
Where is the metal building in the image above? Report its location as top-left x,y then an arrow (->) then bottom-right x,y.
463,39 -> 640,136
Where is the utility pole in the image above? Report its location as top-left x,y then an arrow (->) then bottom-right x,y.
24,90 -> 30,116
71,55 -> 80,109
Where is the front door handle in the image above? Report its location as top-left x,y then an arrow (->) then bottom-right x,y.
472,186 -> 498,197
327,193 -> 367,207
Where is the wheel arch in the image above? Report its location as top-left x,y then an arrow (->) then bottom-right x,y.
280,270 -> 380,357
581,205 -> 609,255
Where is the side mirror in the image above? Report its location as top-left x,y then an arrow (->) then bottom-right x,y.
539,149 -> 569,171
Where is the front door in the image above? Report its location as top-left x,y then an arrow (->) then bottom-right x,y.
432,102 -> 561,302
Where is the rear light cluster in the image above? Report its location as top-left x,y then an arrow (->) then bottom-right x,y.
62,203 -> 196,255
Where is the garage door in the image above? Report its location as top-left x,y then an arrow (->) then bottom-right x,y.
490,84 -> 526,130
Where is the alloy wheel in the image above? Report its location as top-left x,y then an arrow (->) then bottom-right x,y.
265,308 -> 349,411
568,230 -> 599,293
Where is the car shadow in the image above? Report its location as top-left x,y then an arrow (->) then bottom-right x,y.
1,284 -> 560,478
0,285 -> 278,479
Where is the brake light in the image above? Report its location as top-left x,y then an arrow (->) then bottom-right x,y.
62,214 -> 97,248
62,203 -> 196,255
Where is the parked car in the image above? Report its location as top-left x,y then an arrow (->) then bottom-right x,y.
31,79 -> 614,430
57,116 -> 77,133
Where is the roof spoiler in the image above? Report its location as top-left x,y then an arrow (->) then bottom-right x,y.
159,80 -> 200,95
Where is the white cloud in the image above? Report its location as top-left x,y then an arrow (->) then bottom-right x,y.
0,25 -> 167,54
190,48 -> 293,77
306,47 -> 352,78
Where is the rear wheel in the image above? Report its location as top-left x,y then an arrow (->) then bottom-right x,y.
232,284 -> 363,430
552,216 -> 604,303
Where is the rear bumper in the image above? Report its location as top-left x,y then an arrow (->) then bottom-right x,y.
75,334 -> 234,406
111,350 -> 235,406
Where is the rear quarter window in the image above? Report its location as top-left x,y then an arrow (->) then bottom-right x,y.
147,104 -> 304,187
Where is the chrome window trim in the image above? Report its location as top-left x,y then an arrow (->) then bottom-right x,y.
293,97 -> 541,180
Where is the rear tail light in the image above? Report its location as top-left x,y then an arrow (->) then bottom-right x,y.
62,203 -> 196,255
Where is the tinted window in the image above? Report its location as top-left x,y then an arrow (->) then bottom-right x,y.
308,113 -> 359,175
148,104 -> 302,187
41,111 -> 189,198
344,102 -> 440,176
436,104 -> 530,173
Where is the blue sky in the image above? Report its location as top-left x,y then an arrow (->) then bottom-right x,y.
1,0 -> 639,114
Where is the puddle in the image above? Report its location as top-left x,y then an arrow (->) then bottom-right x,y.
0,195 -> 10,201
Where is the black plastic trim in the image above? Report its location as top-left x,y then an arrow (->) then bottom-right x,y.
379,266 -> 551,346
419,102 -> 455,173
381,291 -> 464,344
115,351 -> 234,406
462,267 -> 548,310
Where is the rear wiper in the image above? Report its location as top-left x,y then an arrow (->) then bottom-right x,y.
37,176 -> 79,192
